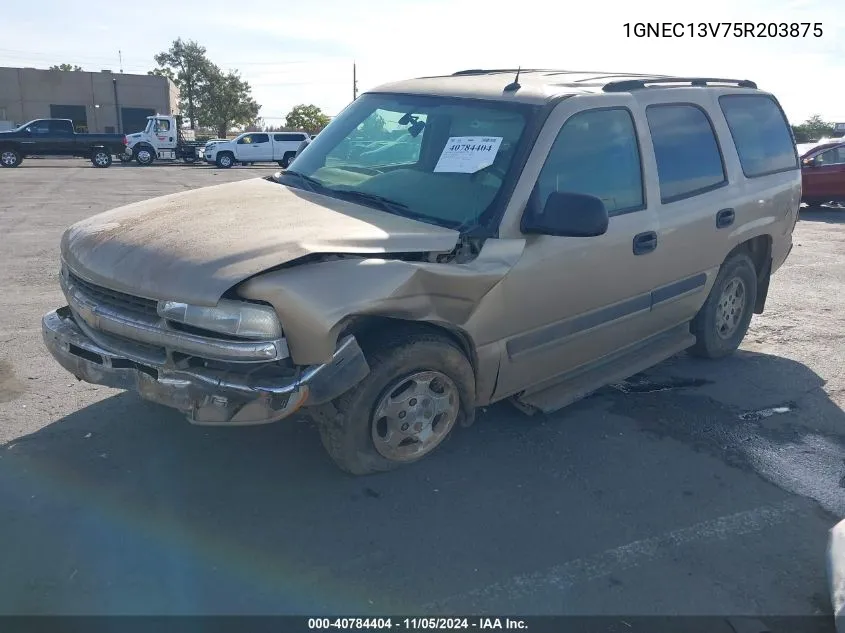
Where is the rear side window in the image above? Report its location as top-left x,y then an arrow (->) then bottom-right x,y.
719,95 -> 798,177
536,108 -> 644,215
646,104 -> 727,203
274,133 -> 305,142
252,133 -> 270,143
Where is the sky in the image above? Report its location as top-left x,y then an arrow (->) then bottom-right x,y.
1,0 -> 843,125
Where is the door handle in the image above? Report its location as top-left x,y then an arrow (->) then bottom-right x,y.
716,208 -> 735,229
633,231 -> 657,255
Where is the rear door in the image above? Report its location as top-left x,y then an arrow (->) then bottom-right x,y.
48,119 -> 75,155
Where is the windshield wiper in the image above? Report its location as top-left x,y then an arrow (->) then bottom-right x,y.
280,170 -> 326,193
328,189 -> 410,214
326,189 -> 461,229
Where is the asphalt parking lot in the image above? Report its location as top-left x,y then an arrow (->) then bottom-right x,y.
0,159 -> 843,623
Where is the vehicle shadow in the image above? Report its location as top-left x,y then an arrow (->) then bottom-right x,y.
0,349 -> 842,616
800,207 -> 845,224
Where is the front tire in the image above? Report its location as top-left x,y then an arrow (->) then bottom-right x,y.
91,149 -> 112,168
314,332 -> 475,475
216,152 -> 234,168
689,252 -> 758,359
1,148 -> 22,168
135,146 -> 155,166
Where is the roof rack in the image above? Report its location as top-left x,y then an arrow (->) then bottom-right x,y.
451,68 -> 544,76
603,77 -> 757,92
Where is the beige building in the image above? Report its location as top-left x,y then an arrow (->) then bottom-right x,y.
0,66 -> 180,134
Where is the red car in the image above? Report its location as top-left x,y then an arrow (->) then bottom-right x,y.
800,140 -> 845,207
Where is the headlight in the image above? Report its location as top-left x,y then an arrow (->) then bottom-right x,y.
157,299 -> 282,339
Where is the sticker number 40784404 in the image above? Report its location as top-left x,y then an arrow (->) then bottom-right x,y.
434,136 -> 504,174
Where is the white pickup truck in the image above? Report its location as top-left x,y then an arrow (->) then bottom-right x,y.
204,131 -> 309,168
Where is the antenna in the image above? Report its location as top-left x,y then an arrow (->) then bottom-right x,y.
504,66 -> 521,92
353,61 -> 358,101
118,50 -> 123,73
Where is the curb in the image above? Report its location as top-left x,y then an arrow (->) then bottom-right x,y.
830,518 -> 845,633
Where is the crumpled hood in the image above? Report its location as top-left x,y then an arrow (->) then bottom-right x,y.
61,177 -> 460,306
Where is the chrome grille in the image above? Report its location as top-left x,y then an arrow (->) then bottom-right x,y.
68,272 -> 159,318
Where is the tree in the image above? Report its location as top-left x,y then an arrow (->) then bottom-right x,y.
357,112 -> 386,138
284,104 -> 330,134
198,66 -> 261,138
50,64 -> 83,71
792,114 -> 835,143
152,38 -> 212,130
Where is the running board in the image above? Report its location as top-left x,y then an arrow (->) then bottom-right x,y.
512,324 -> 696,415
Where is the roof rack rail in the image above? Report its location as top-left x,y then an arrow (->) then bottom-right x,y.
603,77 -> 757,92
451,68 -> 541,76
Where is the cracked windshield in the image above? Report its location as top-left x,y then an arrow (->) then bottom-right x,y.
288,94 -> 529,229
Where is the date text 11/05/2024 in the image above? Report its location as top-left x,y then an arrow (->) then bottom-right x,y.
308,618 -> 527,630
624,22 -> 823,38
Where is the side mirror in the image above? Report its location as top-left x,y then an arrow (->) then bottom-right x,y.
522,191 -> 610,237
25,127 -> 32,134
803,157 -> 817,167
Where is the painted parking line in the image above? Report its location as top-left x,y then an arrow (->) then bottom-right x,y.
424,499 -> 804,611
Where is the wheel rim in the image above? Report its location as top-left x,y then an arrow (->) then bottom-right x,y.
94,152 -> 109,166
715,276 -> 746,339
1,151 -> 17,166
138,149 -> 151,163
371,370 -> 460,462
221,155 -> 231,166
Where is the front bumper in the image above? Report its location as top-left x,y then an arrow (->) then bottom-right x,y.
42,307 -> 370,425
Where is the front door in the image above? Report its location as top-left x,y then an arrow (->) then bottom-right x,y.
491,98 -> 662,398
151,117 -> 177,152
235,133 -> 272,162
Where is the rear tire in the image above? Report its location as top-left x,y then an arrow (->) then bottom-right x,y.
281,152 -> 296,168
0,148 -> 22,168
216,152 -> 234,168
313,331 -> 475,476
689,252 -> 758,359
91,149 -> 112,168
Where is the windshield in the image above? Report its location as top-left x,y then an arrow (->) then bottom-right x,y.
286,93 -> 533,231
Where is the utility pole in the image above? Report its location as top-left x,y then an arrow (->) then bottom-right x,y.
118,50 -> 123,73
353,61 -> 358,101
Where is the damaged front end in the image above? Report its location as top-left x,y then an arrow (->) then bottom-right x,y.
41,265 -> 370,425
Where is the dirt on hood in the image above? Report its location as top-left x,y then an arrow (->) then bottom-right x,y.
60,177 -> 460,305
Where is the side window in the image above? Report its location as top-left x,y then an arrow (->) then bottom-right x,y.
252,134 -> 269,143
237,135 -> 253,145
274,133 -> 305,142
154,119 -> 171,133
817,147 -> 845,166
48,120 -> 72,135
719,95 -> 798,177
646,104 -> 726,203
536,108 -> 644,215
30,120 -> 51,134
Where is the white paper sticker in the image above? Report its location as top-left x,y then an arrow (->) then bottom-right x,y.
434,136 -> 503,173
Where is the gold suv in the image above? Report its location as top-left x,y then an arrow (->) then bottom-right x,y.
43,70 -> 801,474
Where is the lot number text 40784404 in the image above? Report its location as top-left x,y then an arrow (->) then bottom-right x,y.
308,617 -> 528,629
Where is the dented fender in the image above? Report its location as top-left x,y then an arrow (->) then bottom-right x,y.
236,238 -> 527,367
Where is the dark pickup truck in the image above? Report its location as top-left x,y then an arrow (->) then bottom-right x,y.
0,119 -> 127,168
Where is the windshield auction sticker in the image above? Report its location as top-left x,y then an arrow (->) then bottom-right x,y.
434,136 -> 503,173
